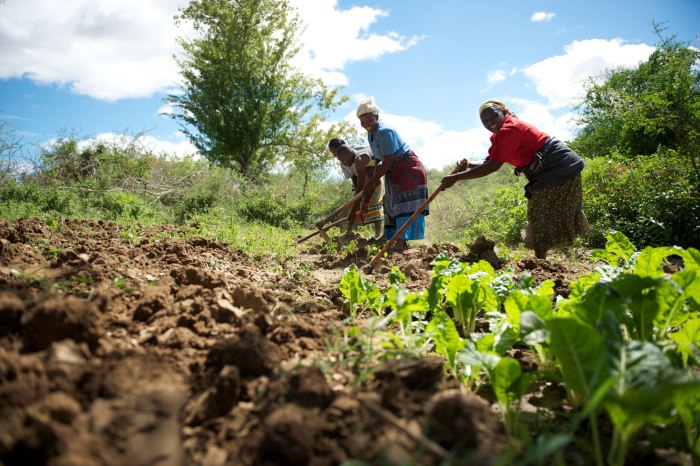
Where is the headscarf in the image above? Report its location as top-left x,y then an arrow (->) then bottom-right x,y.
479,99 -> 512,116
356,97 -> 380,118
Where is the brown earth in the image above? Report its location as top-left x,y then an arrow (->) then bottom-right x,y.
0,218 -> 595,466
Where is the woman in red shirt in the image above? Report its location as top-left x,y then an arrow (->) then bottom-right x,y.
441,99 -> 589,260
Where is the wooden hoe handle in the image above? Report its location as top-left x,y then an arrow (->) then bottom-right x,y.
296,217 -> 346,244
317,191 -> 364,228
363,160 -> 468,272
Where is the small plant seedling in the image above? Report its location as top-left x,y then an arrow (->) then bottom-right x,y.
120,226 -> 143,246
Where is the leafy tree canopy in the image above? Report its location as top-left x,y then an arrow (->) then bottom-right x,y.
572,25 -> 699,171
167,0 -> 349,184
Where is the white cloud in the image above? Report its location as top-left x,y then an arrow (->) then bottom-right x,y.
0,0 -> 192,101
531,12 -> 556,22
0,0 -> 419,100
157,104 -> 174,117
486,70 -> 507,85
289,0 -> 423,86
522,38 -> 655,108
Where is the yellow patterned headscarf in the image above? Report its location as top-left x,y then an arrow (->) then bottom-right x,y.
479,99 -> 511,115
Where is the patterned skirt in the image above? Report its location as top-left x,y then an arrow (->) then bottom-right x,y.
524,173 -> 589,252
360,180 -> 384,224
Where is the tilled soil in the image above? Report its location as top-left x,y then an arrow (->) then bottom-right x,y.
0,218 -> 591,466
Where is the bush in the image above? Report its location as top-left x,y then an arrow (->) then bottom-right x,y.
582,150 -> 700,248
174,191 -> 218,223
88,191 -> 148,220
462,183 -> 527,246
0,182 -> 76,217
236,188 -> 314,228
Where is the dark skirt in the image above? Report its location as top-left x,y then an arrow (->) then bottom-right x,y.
524,173 -> 589,252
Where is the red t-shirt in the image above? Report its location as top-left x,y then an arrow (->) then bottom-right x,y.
485,115 -> 549,168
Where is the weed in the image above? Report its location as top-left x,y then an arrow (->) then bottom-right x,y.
112,276 -> 133,293
120,226 -> 143,246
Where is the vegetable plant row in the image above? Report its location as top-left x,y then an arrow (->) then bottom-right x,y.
339,232 -> 700,465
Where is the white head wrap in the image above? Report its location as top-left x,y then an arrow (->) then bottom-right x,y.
356,97 -> 380,118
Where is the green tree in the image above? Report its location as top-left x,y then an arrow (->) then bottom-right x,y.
0,120 -> 26,184
167,0 -> 347,183
572,26 -> 700,170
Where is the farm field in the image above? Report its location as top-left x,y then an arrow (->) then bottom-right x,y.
0,218 -> 697,466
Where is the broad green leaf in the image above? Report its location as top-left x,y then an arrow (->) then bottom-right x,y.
458,343 -> 501,379
505,290 -> 554,332
445,273 -> 474,332
520,311 -> 551,346
612,274 -> 665,342
654,276 -> 691,337
605,341 -> 700,442
394,289 -> 428,327
475,333 -> 495,353
633,246 -> 680,278
673,393 -> 700,456
429,253 -> 461,276
462,260 -> 496,278
362,279 -> 382,314
673,269 -> 700,309
339,264 -> 381,316
491,320 -> 519,356
427,258 -> 462,309
426,310 -> 464,367
517,272 -> 536,290
474,280 -> 499,313
491,274 -> 515,305
590,230 -> 636,267
669,318 -> 700,366
548,318 -> 610,406
606,230 -> 636,264
681,248 -> 700,271
382,286 -> 398,310
492,358 -> 528,405
568,271 -> 602,301
339,265 -> 361,314
536,279 -> 555,297
572,282 -> 626,344
388,267 -> 406,285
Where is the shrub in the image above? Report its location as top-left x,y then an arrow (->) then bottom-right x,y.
582,150 -> 700,248
236,188 -> 314,228
0,182 -> 75,217
174,191 -> 218,223
88,191 -> 148,220
462,184 -> 527,246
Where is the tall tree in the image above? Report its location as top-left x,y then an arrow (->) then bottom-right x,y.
167,0 -> 347,183
572,26 -> 699,170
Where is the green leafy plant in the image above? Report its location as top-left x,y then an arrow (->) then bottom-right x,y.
339,264 -> 381,318
120,226 -> 143,246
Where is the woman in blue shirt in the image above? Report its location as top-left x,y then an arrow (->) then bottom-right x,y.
356,97 -> 429,252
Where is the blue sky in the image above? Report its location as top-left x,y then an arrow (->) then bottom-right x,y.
1,0 -> 698,170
